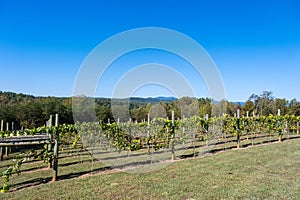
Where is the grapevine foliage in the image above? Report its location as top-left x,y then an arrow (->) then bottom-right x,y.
1,115 -> 300,192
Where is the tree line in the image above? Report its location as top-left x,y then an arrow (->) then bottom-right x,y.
1,91 -> 300,129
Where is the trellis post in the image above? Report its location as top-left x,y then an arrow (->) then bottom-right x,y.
277,109 -> 282,142
0,120 -> 4,161
171,111 -> 175,160
237,109 -> 241,149
52,114 -> 59,181
0,120 -> 3,131
147,113 -> 150,154
5,122 -> 9,156
48,115 -> 53,168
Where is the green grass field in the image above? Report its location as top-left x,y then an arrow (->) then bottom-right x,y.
1,138 -> 300,199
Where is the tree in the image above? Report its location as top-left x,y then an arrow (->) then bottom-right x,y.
249,91 -> 275,116
226,102 -> 236,117
178,97 -> 199,118
198,98 -> 212,117
131,107 -> 148,122
242,100 -> 255,116
211,100 -> 227,117
288,99 -> 300,116
272,98 -> 288,116
96,105 -> 113,122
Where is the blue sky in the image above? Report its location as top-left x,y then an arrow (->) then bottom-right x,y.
0,0 -> 299,101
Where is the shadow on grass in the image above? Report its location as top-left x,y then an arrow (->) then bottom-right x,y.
11,166 -> 112,192
17,157 -> 99,173
11,177 -> 52,191
179,145 -> 237,159
58,158 -> 98,167
58,148 -> 92,159
59,151 -> 92,159
57,166 -> 112,181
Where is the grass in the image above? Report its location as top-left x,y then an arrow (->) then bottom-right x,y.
0,138 -> 299,199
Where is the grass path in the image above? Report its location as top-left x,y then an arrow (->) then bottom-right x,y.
1,138 -> 299,199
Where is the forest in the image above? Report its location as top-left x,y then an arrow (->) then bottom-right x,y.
0,91 -> 300,129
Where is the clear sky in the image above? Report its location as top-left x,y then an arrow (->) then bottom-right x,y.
0,0 -> 299,101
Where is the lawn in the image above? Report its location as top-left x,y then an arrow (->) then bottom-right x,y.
1,138 -> 300,199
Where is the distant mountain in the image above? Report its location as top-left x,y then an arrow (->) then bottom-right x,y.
233,102 -> 245,106
128,96 -> 177,103
156,96 -> 178,101
213,100 -> 245,106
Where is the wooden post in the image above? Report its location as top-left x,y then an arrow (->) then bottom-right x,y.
5,123 -> 9,156
237,109 -> 241,149
285,121 -> 289,139
147,113 -> 150,154
246,111 -> 249,140
52,114 -> 59,181
297,122 -> 299,135
47,115 -> 53,128
205,114 -> 209,120
49,115 -> 53,127
171,111 -> 174,126
0,120 -> 3,131
278,109 -> 282,142
205,114 -> 209,147
5,146 -> 8,157
0,147 -> 2,161
171,111 -> 175,160
48,115 -> 53,168
9,122 -> 14,154
0,120 -> 3,161
55,114 -> 59,127
52,131 -> 59,181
